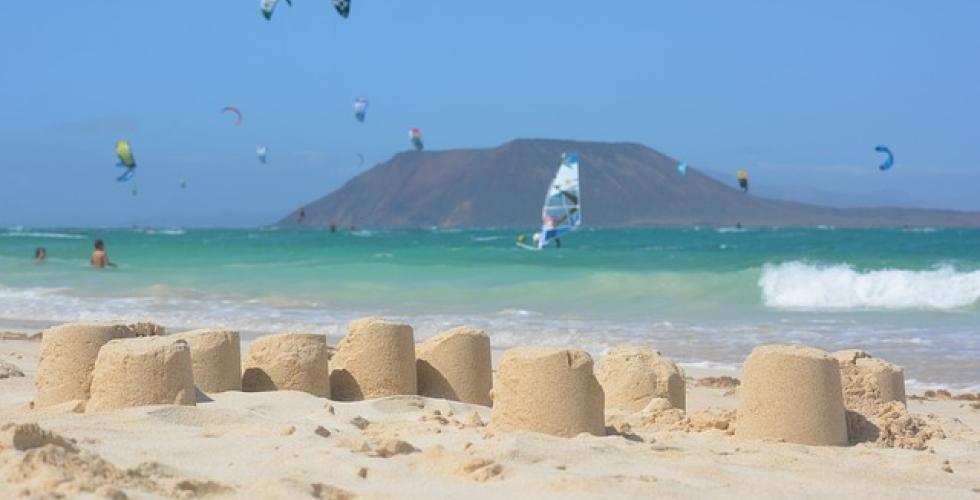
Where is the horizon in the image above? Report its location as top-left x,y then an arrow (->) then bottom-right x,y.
2,2 -> 979,227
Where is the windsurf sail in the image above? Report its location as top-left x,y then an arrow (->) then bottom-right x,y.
536,152 -> 581,249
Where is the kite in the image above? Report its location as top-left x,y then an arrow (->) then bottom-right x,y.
737,170 -> 749,193
875,145 -> 894,171
353,98 -> 368,123
261,0 -> 291,20
333,0 -> 350,18
409,128 -> 424,151
221,106 -> 243,126
115,140 -> 137,182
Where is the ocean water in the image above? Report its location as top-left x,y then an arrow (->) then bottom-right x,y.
1,226 -> 978,390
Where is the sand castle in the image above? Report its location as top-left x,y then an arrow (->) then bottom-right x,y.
173,329 -> 242,393
416,326 -> 492,406
490,347 -> 605,437
87,337 -> 196,412
833,349 -> 906,407
330,318 -> 417,401
242,333 -> 331,397
737,344 -> 848,446
34,321 -> 137,408
596,346 -> 686,412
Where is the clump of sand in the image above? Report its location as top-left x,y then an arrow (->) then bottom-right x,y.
0,422 -> 230,498
696,376 -> 740,389
0,331 -> 40,341
0,360 -> 24,379
127,321 -> 166,337
834,350 -> 944,450
911,389 -> 980,401
607,401 -> 737,436
845,401 -> 945,450
595,346 -> 685,411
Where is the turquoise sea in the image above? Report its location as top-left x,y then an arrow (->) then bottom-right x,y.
1,227 -> 978,390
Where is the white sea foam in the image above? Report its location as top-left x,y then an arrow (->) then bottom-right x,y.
759,262 -> 980,310
0,231 -> 85,239
137,228 -> 186,236
471,235 -> 504,242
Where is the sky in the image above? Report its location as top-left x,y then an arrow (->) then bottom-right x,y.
1,1 -> 979,227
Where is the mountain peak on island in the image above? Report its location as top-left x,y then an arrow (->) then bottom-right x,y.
279,139 -> 980,229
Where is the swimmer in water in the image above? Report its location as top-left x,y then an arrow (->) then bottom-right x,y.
90,240 -> 116,269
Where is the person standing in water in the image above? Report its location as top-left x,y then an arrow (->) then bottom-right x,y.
90,240 -> 116,269
34,247 -> 46,264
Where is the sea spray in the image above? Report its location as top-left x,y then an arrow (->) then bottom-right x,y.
759,262 -> 980,310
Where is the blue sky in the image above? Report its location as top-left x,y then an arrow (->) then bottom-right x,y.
1,1 -> 978,226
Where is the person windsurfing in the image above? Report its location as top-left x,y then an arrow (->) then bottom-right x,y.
517,153 -> 581,250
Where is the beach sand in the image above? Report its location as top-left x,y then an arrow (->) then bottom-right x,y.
1,330 -> 979,499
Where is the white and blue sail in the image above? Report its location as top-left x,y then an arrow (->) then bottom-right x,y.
537,152 -> 581,248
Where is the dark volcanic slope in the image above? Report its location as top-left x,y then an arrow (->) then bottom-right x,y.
280,139 -> 980,228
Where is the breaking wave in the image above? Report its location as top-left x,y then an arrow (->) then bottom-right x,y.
759,261 -> 980,310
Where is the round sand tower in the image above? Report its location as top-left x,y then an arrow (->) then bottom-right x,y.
490,347 -> 605,437
34,321 -> 137,408
330,318 -> 417,401
833,350 -> 906,407
173,329 -> 242,393
87,337 -> 196,412
595,346 -> 686,412
242,333 -> 330,397
738,345 -> 848,446
416,326 -> 492,406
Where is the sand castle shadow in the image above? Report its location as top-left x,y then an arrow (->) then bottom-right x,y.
845,410 -> 880,445
195,387 -> 213,403
241,368 -> 276,392
329,369 -> 364,401
416,360 -> 459,401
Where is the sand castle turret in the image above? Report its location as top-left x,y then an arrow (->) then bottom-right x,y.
595,346 -> 686,412
833,350 -> 906,407
490,347 -> 605,437
173,329 -> 242,393
737,345 -> 848,446
34,321 -> 137,407
87,337 -> 196,412
242,333 -> 330,397
416,326 -> 492,406
330,318 -> 417,401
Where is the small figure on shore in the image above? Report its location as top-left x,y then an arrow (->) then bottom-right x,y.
298,209 -> 306,223
90,240 -> 116,269
34,247 -> 46,264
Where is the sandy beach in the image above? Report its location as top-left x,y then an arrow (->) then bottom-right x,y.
1,324 -> 978,499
